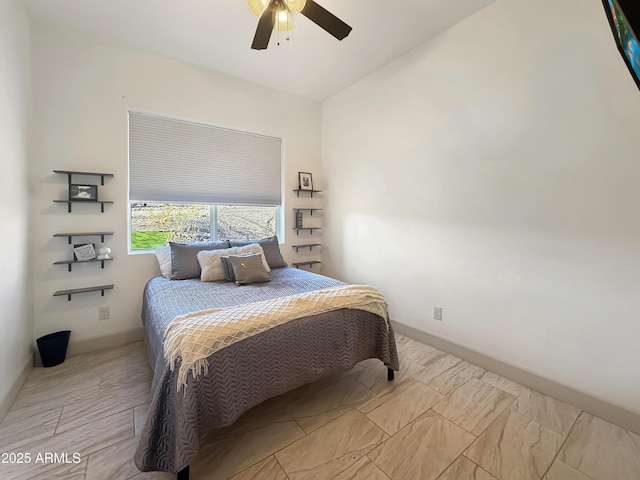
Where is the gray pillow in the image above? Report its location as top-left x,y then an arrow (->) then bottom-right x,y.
170,241 -> 231,280
228,253 -> 271,285
229,235 -> 287,269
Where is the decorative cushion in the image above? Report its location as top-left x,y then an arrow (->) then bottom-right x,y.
228,253 -> 271,285
229,235 -> 287,269
170,241 -> 231,280
197,243 -> 271,282
154,246 -> 172,279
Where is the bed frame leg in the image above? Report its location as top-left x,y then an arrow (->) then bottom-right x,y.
387,367 -> 394,381
177,465 -> 189,479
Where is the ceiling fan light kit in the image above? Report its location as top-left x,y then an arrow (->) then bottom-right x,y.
247,0 -> 306,18
247,0 -> 352,50
275,9 -> 295,32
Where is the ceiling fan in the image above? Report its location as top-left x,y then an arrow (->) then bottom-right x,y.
246,0 -> 352,50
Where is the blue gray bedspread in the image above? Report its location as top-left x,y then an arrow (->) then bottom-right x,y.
134,267 -> 399,474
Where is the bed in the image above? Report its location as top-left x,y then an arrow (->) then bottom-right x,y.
134,264 -> 399,478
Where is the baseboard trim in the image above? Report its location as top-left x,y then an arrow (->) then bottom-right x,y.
391,320 -> 640,436
0,352 -> 34,422
66,327 -> 145,358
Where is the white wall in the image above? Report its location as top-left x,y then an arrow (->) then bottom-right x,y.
322,0 -> 640,413
30,20 -> 321,347
0,0 -> 33,406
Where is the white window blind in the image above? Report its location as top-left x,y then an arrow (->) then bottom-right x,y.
129,112 -> 282,205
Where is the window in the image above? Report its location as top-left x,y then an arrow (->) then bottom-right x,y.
128,112 -> 282,251
130,203 -> 278,250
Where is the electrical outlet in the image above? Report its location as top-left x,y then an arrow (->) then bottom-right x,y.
98,306 -> 110,321
434,306 -> 443,321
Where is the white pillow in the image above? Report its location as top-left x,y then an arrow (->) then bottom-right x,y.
197,243 -> 270,282
154,246 -> 172,279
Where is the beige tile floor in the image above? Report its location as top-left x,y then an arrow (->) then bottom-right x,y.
1,334 -> 639,480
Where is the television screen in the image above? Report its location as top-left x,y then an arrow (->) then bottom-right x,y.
602,0 -> 640,89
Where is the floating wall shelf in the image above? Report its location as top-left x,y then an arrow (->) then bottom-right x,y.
53,258 -> 114,272
52,170 -> 115,299
293,208 -> 322,215
292,261 -> 322,269
293,189 -> 322,198
53,232 -> 114,244
53,200 -> 114,213
293,227 -> 322,235
53,284 -> 114,301
53,170 -> 114,185
292,182 -> 322,267
53,170 -> 114,212
292,243 -> 322,252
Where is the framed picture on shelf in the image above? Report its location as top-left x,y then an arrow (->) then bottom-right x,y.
69,184 -> 98,201
73,243 -> 96,261
298,172 -> 313,191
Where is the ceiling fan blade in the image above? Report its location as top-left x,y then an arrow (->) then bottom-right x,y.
251,3 -> 276,50
301,0 -> 352,40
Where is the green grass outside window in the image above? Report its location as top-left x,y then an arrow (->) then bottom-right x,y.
131,231 -> 171,250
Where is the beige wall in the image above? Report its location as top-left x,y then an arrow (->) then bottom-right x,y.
322,0 -> 640,413
0,0 -> 33,408
30,19 -> 322,347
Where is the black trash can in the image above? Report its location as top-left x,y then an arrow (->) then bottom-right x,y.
36,330 -> 71,367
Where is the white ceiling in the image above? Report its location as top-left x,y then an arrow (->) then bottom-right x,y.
24,0 -> 494,101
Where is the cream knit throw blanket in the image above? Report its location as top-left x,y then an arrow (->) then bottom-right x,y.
164,284 -> 388,391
